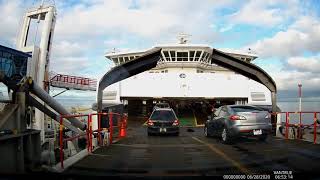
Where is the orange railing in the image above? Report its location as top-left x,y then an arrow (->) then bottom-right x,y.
59,112 -> 127,169
271,112 -> 320,144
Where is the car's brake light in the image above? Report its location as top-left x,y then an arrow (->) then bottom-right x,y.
229,115 -> 246,120
172,119 -> 179,126
147,119 -> 154,126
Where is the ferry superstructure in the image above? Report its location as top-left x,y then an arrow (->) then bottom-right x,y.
101,38 -> 272,114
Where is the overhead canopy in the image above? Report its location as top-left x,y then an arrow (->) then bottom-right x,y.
97,47 -> 277,112
97,48 -> 162,111
211,49 -> 276,92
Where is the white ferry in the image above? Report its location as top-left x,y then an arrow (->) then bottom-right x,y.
100,36 -> 272,123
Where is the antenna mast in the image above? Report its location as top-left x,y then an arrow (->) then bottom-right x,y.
177,33 -> 191,44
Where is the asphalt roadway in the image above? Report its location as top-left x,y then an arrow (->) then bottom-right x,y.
65,121 -> 320,179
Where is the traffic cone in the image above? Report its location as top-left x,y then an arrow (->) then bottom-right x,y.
120,122 -> 126,137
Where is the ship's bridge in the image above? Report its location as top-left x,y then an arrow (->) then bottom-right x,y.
105,44 -> 257,74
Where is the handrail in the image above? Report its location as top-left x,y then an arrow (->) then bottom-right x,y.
271,112 -> 319,144
59,112 -> 128,169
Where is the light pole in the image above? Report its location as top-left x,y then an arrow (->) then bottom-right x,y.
298,83 -> 302,139
298,84 -> 302,112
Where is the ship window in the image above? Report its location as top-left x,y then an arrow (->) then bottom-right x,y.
190,51 -> 195,61
111,58 -> 118,64
201,52 -> 208,62
197,69 -> 204,73
124,57 -> 129,62
119,57 -> 124,63
177,52 -> 188,61
129,56 -> 134,60
163,51 -> 170,61
195,51 -> 201,61
165,70 -> 168,73
240,57 -> 245,60
170,51 -> 176,61
206,53 -> 211,62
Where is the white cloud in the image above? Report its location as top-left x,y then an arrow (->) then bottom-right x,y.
52,41 -> 85,57
270,70 -> 320,91
50,57 -> 90,75
246,29 -> 308,58
1,0 -> 319,95
245,16 -> 320,58
229,0 -> 288,27
287,56 -> 320,73
219,24 -> 234,32
0,0 -> 26,46
103,39 -> 125,47
54,0 -> 234,43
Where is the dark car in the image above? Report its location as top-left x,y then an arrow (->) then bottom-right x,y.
204,105 -> 272,144
147,108 -> 179,136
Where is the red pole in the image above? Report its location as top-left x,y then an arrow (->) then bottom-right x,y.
299,112 -> 302,139
285,112 -> 289,139
59,116 -> 64,169
98,114 -> 101,146
118,115 -> 122,139
109,112 -> 113,144
123,115 -> 127,137
86,117 -> 89,152
314,113 -> 317,144
89,115 -> 93,152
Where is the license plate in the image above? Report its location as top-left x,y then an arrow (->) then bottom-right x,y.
253,129 -> 262,135
160,128 -> 167,132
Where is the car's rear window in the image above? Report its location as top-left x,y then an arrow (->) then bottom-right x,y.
156,104 -> 169,108
231,106 -> 264,113
150,110 -> 176,121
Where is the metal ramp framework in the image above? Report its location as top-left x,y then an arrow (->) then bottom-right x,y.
50,73 -> 97,91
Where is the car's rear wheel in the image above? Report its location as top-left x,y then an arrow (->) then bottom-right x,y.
221,128 -> 233,144
204,126 -> 210,137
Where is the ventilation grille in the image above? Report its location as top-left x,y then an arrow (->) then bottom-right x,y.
251,92 -> 266,101
103,91 -> 117,100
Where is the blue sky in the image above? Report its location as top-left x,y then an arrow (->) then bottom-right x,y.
0,0 -> 320,97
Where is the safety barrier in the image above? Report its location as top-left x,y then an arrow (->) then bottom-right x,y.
59,112 -> 127,169
89,112 -> 128,147
271,112 -> 319,144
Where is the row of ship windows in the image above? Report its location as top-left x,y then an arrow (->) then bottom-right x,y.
112,51 -> 252,65
112,56 -> 140,64
112,51 -> 212,64
161,51 -> 211,62
240,57 -> 252,61
148,70 -> 216,73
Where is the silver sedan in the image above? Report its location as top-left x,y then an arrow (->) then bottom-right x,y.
204,105 -> 272,144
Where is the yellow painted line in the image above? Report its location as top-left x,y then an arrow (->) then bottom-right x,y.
192,110 -> 198,127
192,137 -> 251,174
192,110 -> 205,127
